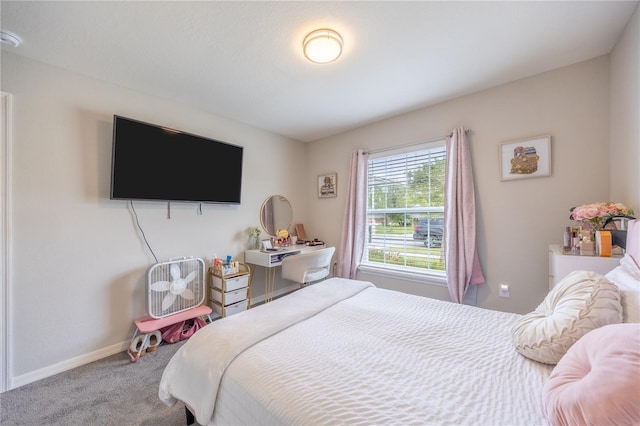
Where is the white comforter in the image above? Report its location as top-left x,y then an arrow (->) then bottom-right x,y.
159,278 -> 553,425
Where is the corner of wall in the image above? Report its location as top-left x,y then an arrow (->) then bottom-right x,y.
609,3 -> 640,210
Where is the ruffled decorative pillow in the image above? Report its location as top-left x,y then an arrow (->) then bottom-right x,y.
605,254 -> 640,323
542,323 -> 640,426
511,270 -> 622,364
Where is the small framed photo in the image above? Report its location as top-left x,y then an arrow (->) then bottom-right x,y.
499,135 -> 551,181
318,173 -> 337,198
261,239 -> 272,250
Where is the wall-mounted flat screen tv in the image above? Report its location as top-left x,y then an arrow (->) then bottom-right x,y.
110,115 -> 243,204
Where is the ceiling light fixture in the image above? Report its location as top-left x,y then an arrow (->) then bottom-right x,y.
303,29 -> 343,64
0,30 -> 22,48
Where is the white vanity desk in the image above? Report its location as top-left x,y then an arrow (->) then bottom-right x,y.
548,244 -> 621,290
245,244 -> 326,303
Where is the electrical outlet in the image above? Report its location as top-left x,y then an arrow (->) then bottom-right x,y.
499,283 -> 510,298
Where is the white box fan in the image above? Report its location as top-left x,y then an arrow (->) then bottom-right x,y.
147,257 -> 206,319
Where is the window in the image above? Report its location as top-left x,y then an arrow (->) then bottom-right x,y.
362,141 -> 446,277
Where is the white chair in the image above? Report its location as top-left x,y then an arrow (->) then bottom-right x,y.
281,247 -> 336,287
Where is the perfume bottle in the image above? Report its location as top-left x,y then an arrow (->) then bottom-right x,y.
563,227 -> 572,253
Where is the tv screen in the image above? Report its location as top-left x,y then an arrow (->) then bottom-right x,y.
110,115 -> 243,204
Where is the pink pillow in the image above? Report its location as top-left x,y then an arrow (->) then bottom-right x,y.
542,323 -> 640,426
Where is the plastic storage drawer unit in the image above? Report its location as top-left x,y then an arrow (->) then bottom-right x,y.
210,299 -> 248,317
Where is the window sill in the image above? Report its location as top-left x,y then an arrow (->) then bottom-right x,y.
358,264 -> 447,287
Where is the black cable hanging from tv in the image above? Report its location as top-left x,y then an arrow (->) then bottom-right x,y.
130,200 -> 158,263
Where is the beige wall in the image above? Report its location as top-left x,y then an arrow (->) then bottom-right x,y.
307,56 -> 619,315
1,53 -> 308,384
610,4 -> 640,207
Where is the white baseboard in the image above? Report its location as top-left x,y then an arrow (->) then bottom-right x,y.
8,284 -> 301,391
9,339 -> 130,390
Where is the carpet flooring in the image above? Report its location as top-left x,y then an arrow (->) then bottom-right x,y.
0,341 -> 194,426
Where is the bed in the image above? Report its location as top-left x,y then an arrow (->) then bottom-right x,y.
159,221 -> 640,426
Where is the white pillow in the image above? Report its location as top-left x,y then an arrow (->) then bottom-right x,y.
511,270 -> 622,364
605,254 -> 640,323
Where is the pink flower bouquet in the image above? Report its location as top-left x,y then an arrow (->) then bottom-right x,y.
570,202 -> 635,230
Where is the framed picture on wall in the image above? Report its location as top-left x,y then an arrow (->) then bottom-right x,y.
318,173 -> 337,198
499,135 -> 551,181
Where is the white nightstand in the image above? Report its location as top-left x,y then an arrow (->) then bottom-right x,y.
548,244 -> 622,289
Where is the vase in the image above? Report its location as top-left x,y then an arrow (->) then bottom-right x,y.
249,235 -> 260,250
581,219 -> 603,233
580,220 -> 603,255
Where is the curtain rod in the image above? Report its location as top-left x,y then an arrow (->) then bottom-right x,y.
365,128 -> 471,155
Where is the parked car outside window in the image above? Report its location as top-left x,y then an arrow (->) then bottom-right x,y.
412,217 -> 443,248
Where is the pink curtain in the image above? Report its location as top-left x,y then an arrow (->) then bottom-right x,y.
445,127 -> 485,303
336,149 -> 369,279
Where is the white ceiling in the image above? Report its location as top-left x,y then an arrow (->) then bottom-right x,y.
1,1 -> 638,142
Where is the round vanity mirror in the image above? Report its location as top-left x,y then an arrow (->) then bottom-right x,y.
260,195 -> 293,236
